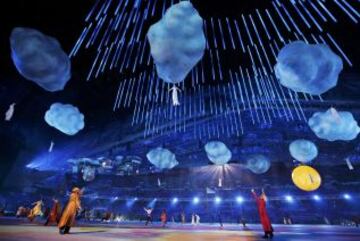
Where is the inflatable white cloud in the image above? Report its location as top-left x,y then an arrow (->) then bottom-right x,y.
289,139 -> 318,163
246,155 -> 271,174
275,41 -> 343,95
204,141 -> 232,165
44,103 -> 85,135
146,147 -> 178,169
147,1 -> 206,84
308,108 -> 360,141
82,166 -> 96,182
10,27 -> 71,92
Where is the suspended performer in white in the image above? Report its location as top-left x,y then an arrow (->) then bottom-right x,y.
5,103 -> 16,121
48,141 -> 55,153
169,85 -> 181,106
147,1 -> 206,106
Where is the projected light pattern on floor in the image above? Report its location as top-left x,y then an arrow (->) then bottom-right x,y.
70,0 -> 359,138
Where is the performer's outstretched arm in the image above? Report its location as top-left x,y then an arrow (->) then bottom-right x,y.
261,188 -> 268,202
251,189 -> 258,200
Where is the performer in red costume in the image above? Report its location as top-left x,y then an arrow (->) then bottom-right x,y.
251,188 -> 274,239
44,198 -> 61,226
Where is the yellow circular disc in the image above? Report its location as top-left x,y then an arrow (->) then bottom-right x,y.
292,165 -> 321,192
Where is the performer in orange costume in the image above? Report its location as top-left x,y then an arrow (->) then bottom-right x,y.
251,189 -> 274,239
160,209 -> 167,228
44,198 -> 61,226
58,188 -> 82,235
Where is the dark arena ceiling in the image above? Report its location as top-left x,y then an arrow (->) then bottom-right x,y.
0,0 -> 359,203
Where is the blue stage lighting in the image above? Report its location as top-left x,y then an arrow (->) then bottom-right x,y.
214,196 -> 222,204
236,196 -> 244,203
313,195 -> 321,201
285,195 -> 294,203
343,194 -> 351,200
172,197 -> 178,204
147,198 -> 158,208
193,197 -> 200,204
126,197 -> 138,207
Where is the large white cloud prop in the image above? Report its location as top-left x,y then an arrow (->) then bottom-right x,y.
204,141 -> 232,165
308,108 -> 360,141
289,139 -> 318,163
146,147 -> 178,170
246,155 -> 271,174
147,1 -> 206,84
275,41 -> 343,95
10,27 -> 71,92
44,103 -> 85,135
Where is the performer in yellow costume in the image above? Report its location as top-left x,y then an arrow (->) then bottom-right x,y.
58,187 -> 82,235
28,200 -> 44,222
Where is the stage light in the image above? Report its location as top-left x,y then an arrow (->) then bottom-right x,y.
126,197 -> 138,207
313,195 -> 321,201
343,194 -> 351,200
236,196 -> 244,204
285,195 -> 294,203
148,198 -> 158,208
172,197 -> 178,204
193,197 -> 200,204
214,196 -> 222,204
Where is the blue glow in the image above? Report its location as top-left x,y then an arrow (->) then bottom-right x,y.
275,41 -> 343,95
172,197 -> 178,204
313,195 -> 321,201
236,196 -> 244,204
126,197 -> 138,207
147,1 -> 206,84
193,197 -> 200,204
148,198 -> 157,208
285,195 -> 294,203
343,194 -> 351,200
26,148 -> 77,171
10,27 -> 71,92
214,196 -> 222,204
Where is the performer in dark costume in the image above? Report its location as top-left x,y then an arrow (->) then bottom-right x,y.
160,209 -> 167,228
58,187 -> 82,235
217,211 -> 223,228
251,189 -> 274,239
144,207 -> 153,225
180,211 -> 186,224
44,198 -> 61,226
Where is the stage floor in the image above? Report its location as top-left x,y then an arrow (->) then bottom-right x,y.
0,221 -> 359,241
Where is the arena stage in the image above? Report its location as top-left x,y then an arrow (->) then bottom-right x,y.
0,220 -> 359,241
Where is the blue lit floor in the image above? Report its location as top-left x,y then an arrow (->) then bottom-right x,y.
0,218 -> 359,241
